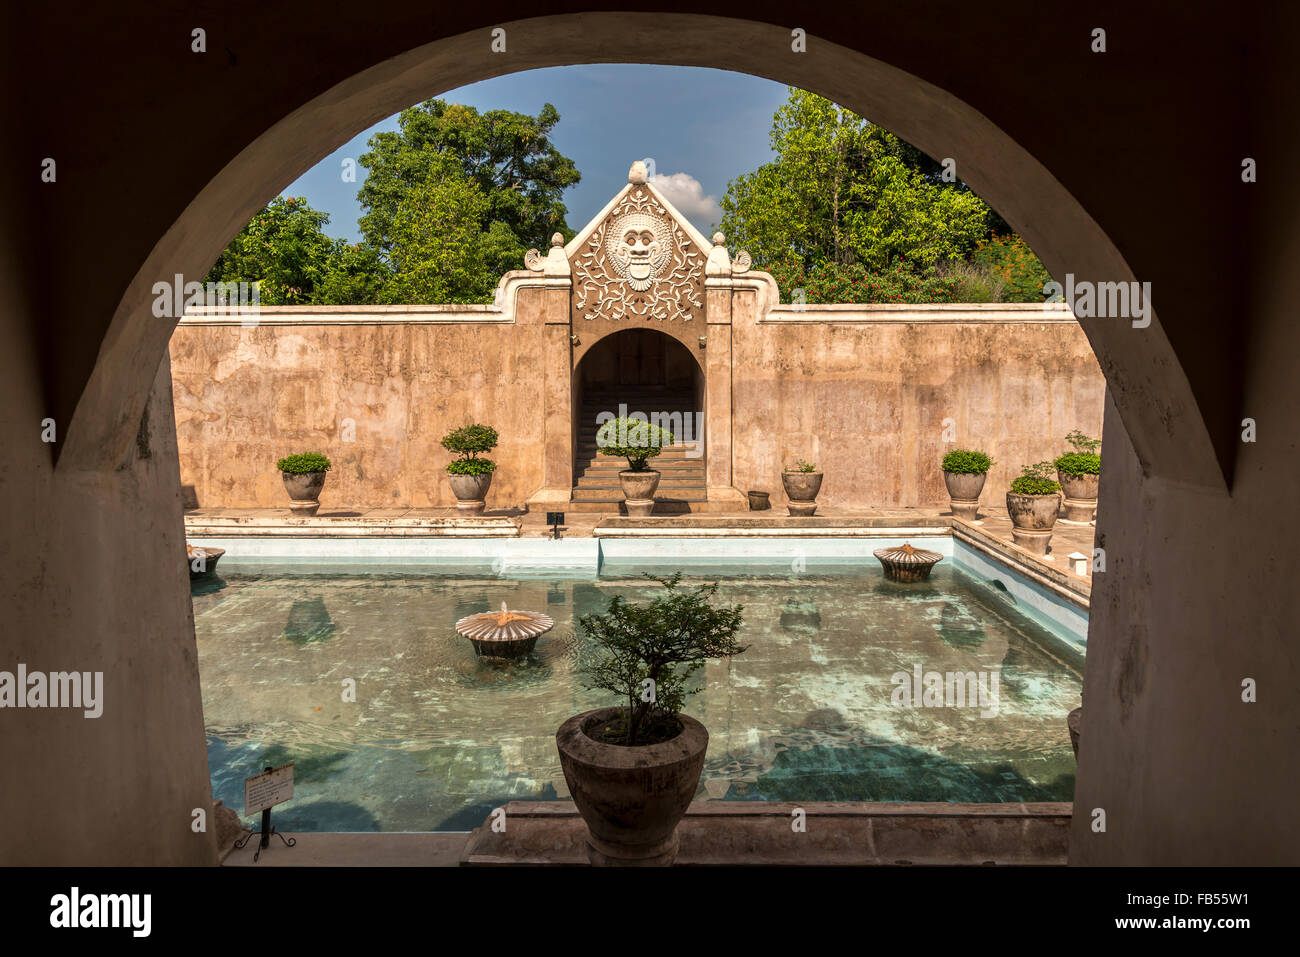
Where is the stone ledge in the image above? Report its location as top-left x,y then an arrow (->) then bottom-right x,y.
461,800 -> 1071,866
952,520 -> 1091,607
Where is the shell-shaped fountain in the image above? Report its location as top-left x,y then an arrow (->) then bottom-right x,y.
456,601 -> 555,659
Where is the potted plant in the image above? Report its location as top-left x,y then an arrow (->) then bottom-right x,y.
1006,461 -> 1062,556
441,424 -> 498,515
1054,430 -> 1101,524
557,573 -> 746,866
596,416 -> 673,517
781,458 -> 823,516
276,452 -> 331,516
940,448 -> 993,522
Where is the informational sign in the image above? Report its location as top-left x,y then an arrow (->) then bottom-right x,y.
546,511 -> 565,527
244,762 -> 294,817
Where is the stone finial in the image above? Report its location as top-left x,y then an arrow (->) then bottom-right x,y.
551,232 -> 564,247
628,160 -> 648,185
712,231 -> 725,245
705,233 -> 732,277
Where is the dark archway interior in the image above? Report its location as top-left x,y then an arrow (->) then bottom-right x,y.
573,329 -> 707,511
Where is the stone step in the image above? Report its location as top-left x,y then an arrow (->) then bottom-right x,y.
574,478 -> 707,491
570,489 -> 709,503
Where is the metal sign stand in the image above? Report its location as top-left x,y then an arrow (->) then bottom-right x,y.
547,511 -> 565,540
233,765 -> 297,862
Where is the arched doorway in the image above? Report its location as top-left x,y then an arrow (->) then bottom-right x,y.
572,329 -> 706,512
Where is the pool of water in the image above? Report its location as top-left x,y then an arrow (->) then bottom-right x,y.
194,562 -> 1082,831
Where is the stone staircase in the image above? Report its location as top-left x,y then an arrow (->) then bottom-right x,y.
571,388 -> 706,512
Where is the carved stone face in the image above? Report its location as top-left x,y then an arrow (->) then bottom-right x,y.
606,212 -> 671,291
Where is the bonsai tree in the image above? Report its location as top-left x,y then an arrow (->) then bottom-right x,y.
441,423 -> 498,476
941,449 -> 993,474
1009,461 -> 1062,495
1054,429 -> 1101,478
786,458 -> 817,473
596,416 -> 674,472
276,452 -> 331,474
577,573 -> 746,746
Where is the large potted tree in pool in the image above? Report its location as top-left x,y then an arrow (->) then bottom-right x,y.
1054,430 -> 1101,524
1006,461 -> 1063,556
557,573 -> 746,866
441,424 -> 498,515
596,416 -> 673,517
277,452 -> 331,516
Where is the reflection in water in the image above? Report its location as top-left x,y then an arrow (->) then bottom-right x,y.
283,597 -> 335,644
194,566 -> 1082,832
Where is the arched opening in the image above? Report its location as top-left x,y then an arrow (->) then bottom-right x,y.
573,329 -> 707,512
18,9 -> 1282,868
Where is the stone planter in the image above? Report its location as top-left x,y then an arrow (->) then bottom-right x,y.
1057,471 -> 1099,524
282,471 -> 326,516
1068,707 -> 1082,760
943,470 -> 987,522
448,471 -> 493,515
747,490 -> 771,511
1006,491 -> 1061,556
618,469 -> 661,517
781,471 -> 823,516
555,706 -> 708,866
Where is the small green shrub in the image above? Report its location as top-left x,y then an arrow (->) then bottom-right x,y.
441,424 -> 498,473
277,452 -> 331,474
447,458 -> 496,476
1054,452 -> 1100,477
577,573 -> 747,746
1054,430 -> 1101,477
786,459 -> 817,473
597,417 -> 674,471
941,449 -> 993,474
1009,461 -> 1062,496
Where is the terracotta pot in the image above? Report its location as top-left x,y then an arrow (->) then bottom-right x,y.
781,471 -> 823,516
448,471 -> 493,515
1006,491 -> 1060,556
282,471 -> 326,516
1057,470 -> 1099,523
943,470 -> 987,521
747,490 -> 770,510
555,707 -> 708,866
619,469 -> 660,517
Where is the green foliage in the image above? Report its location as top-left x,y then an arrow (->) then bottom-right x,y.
1064,429 -> 1101,454
447,458 -> 496,476
941,449 -> 992,474
205,197 -> 382,305
786,459 -> 817,473
1054,431 -> 1101,476
441,424 -> 499,472
1054,452 -> 1101,477
1008,461 -> 1062,496
577,574 -> 747,746
358,99 -> 579,286
971,235 -> 1054,302
596,417 -> 674,472
717,88 -> 989,275
378,149 -> 494,303
766,259 -> 963,305
277,452 -> 332,474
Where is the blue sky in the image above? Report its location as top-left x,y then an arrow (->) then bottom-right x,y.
282,65 -> 793,244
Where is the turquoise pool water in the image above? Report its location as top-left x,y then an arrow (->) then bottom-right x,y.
194,562 -> 1082,831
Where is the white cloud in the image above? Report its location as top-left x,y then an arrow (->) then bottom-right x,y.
649,172 -> 720,228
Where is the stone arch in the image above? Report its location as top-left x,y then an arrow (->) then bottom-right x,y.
58,11 -> 1222,499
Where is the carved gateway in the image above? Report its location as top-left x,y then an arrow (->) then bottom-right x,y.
570,182 -> 705,323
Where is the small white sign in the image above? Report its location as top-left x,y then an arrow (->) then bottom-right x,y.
244,763 -> 294,816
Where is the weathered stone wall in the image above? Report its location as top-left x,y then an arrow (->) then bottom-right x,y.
171,300 -> 1104,510
730,301 -> 1106,508
170,301 -> 550,510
